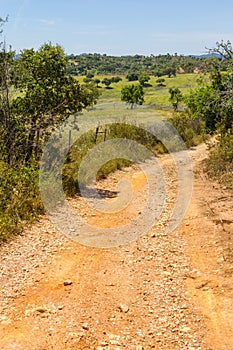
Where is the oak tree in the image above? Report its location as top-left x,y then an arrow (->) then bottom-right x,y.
121,84 -> 144,109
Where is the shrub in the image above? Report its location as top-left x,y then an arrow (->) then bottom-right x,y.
62,123 -> 166,196
0,162 -> 44,242
126,73 -> 138,81
169,112 -> 207,147
205,132 -> 233,188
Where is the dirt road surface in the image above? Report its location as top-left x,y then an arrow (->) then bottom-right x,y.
0,143 -> 232,350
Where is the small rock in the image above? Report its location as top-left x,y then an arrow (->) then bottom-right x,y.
146,256 -> 153,261
163,271 -> 171,276
0,316 -> 12,325
81,323 -> 89,330
35,307 -> 47,313
110,340 -> 121,346
25,309 -> 32,317
63,280 -> 73,286
180,326 -> 191,333
99,342 -> 109,346
119,304 -> 129,313
69,331 -> 84,339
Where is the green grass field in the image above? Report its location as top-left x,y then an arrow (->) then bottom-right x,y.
77,73 -> 199,108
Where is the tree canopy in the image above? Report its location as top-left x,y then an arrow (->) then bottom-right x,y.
121,84 -> 144,109
67,53 -> 206,76
0,42 -> 100,164
185,46 -> 233,133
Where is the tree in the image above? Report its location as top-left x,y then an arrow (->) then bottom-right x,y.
83,71 -> 95,83
138,74 -> 150,86
186,41 -> 233,133
126,72 -> 138,81
102,77 -> 112,88
121,84 -> 144,109
86,71 -> 95,79
93,78 -> 101,87
208,40 -> 233,60
156,78 -> 166,87
81,81 -> 101,107
169,87 -> 183,111
111,76 -> 122,83
1,43 -> 100,164
166,66 -> 176,78
194,41 -> 233,182
185,86 -> 217,131
83,77 -> 93,83
154,70 -> 164,78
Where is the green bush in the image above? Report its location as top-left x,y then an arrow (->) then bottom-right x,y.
169,112 -> 207,147
0,162 -> 44,242
205,132 -> 233,188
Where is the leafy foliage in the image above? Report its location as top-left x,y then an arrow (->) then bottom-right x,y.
0,21 -> 101,241
205,132 -> 233,188
138,74 -> 150,86
185,52 -> 233,133
126,72 -> 138,81
102,77 -> 112,88
67,53 -> 206,76
1,43 -> 100,164
121,84 -> 144,109
169,112 -> 206,147
184,41 -> 233,187
156,78 -> 166,86
0,162 -> 43,241
169,87 -> 183,111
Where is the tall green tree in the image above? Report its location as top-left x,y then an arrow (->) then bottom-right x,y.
121,84 -> 144,109
5,43 -> 100,163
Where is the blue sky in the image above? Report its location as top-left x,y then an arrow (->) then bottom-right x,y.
1,0 -> 233,55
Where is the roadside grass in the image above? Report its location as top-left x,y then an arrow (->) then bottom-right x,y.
62,110 -> 168,196
0,163 -> 44,242
205,133 -> 233,190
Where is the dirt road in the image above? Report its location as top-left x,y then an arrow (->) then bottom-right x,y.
0,143 -> 232,349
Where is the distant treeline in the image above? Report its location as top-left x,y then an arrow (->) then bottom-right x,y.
67,53 -> 210,76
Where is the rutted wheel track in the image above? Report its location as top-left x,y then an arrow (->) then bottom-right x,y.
0,143 -> 232,349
